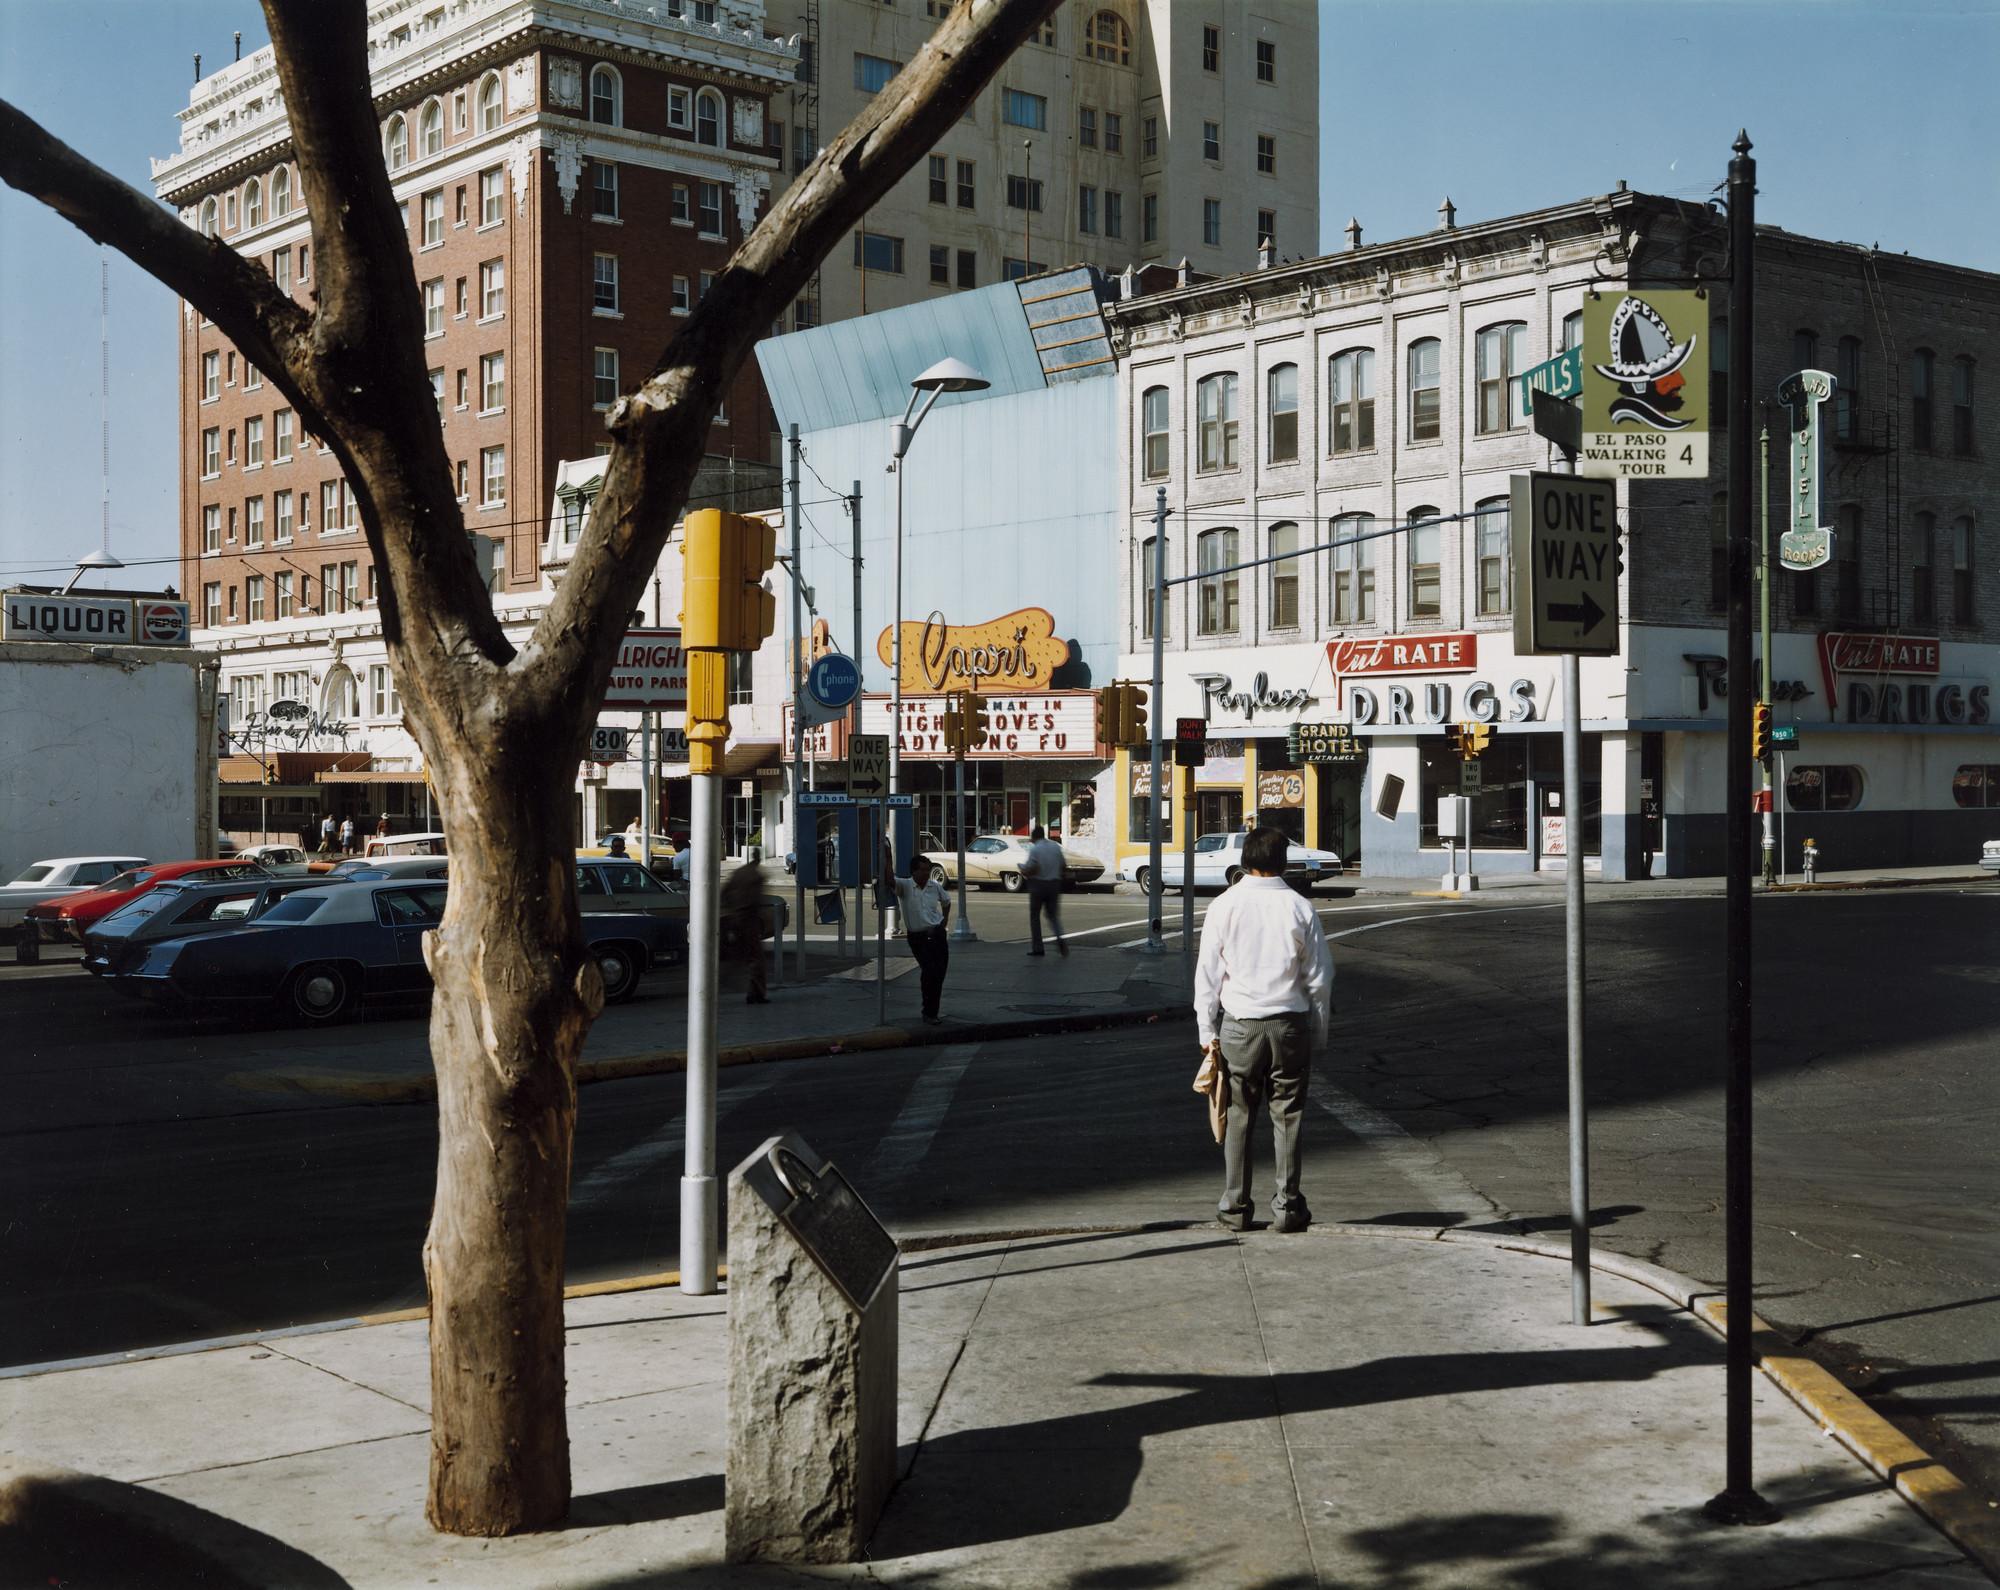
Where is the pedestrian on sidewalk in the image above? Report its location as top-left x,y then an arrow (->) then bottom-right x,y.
339,813 -> 356,854
317,813 -> 336,856
1020,824 -> 1069,958
720,851 -> 770,1005
885,836 -> 951,1025
1194,826 -> 1334,1235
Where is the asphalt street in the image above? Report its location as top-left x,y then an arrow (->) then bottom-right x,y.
4,885 -> 1994,1509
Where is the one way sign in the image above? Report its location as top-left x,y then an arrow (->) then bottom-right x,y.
1510,472 -> 1621,657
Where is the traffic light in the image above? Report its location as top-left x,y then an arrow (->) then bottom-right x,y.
1095,685 -> 1120,748
1117,682 -> 1149,748
940,700 -> 965,755
1444,723 -> 1466,759
679,509 -> 776,652
966,692 -> 991,750
1465,721 -> 1492,758
1751,701 -> 1772,762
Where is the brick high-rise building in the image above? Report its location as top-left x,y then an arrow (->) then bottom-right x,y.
153,0 -> 795,628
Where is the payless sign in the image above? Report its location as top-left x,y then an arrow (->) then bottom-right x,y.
1579,291 -> 1709,479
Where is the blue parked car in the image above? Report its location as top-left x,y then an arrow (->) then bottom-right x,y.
122,879 -> 676,1023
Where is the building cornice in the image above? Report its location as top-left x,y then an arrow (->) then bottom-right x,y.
152,0 -> 795,206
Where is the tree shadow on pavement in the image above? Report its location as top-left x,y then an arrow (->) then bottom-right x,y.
0,1466 -> 352,1589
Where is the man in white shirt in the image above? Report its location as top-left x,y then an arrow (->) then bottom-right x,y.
885,837 -> 952,1026
1193,826 -> 1334,1233
1019,824 -> 1069,957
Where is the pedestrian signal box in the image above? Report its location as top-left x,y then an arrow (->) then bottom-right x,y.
1174,717 -> 1207,767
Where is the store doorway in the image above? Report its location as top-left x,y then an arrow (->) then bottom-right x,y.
1037,783 -> 1067,839
1316,764 -> 1363,868
1196,789 -> 1243,839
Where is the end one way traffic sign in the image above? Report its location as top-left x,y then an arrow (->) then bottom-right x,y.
1510,472 -> 1621,657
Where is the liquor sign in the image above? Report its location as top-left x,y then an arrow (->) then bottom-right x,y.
1286,722 -> 1367,764
1328,633 -> 1477,709
876,606 -> 1069,694
859,692 -> 1094,758
603,629 -> 687,710
3,592 -> 134,643
1777,369 -> 1837,570
1579,290 -> 1710,479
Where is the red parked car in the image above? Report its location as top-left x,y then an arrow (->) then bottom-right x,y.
24,860 -> 271,946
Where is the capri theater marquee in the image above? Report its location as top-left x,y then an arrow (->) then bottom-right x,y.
1106,187 -> 2000,879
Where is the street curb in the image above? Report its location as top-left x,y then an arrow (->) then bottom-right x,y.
225,998 -> 1190,1106
1315,1222 -> 1999,1584
1763,873 -> 1988,894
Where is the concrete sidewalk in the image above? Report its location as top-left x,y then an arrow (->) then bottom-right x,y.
2,1225 -> 1989,1589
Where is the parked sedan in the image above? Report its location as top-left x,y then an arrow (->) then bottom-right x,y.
1981,839 -> 1999,876
1116,830 -> 1344,894
125,879 -> 676,1023
1,856 -> 149,932
325,856 -> 451,881
576,857 -> 688,962
23,859 -> 272,944
923,832 -> 1106,892
81,875 -> 331,980
233,843 -> 322,876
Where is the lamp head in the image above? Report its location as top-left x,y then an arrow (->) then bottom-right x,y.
910,356 -> 990,395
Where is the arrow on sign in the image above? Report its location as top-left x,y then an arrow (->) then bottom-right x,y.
1546,591 -> 1607,633
850,774 -> 886,796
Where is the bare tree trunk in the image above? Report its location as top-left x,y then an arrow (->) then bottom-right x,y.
420,735 -> 596,1534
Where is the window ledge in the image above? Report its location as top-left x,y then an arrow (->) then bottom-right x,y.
201,395 -> 219,406
479,500 -> 508,513
424,330 -> 445,341
201,549 -> 220,558
478,406 -> 506,419
477,220 -> 504,234
476,313 -> 505,326
592,308 -> 625,319
201,471 -> 221,482
592,214 -> 624,225
420,240 -> 444,253
243,463 -> 262,474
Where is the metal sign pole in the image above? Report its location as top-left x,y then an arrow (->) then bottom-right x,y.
875,800 -> 887,1025
1707,127 -> 1779,1528
640,712 -> 654,871
681,756 -> 721,1294
1562,651 -> 1590,1325
851,481 -> 865,953
790,425 -> 806,985
951,747 -> 973,941
1181,762 -> 1196,981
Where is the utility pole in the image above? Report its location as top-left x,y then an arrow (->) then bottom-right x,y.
680,510 -> 776,1296
850,480 -> 865,948
1758,415 -> 1776,887
1145,486 -> 1168,956
789,425 -> 806,982
1706,129 -> 1780,1528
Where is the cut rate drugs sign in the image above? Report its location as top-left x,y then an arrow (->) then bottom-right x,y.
1579,290 -> 1710,479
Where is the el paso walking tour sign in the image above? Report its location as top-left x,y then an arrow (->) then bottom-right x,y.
1579,290 -> 1710,480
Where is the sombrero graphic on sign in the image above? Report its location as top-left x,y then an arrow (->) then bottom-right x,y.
1580,288 -> 1710,480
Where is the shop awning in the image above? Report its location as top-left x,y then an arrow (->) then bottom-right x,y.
316,767 -> 426,784
220,751 -> 373,784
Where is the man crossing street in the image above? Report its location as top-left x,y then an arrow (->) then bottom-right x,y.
1194,827 -> 1334,1234
1020,824 -> 1068,958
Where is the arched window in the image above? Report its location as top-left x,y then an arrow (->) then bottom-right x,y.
1195,372 -> 1238,472
271,166 -> 291,218
242,177 -> 262,228
1836,335 -> 1863,441
1952,357 -> 1975,455
695,88 -> 723,146
1196,527 -> 1239,635
1268,522 -> 1300,629
1331,513 -> 1376,624
1407,337 -> 1441,442
1328,348 -> 1374,453
1140,534 -> 1169,639
1836,503 -> 1862,618
1952,515 -> 1975,623
385,114 -> 408,170
1912,510 -> 1936,624
1560,309 -> 1584,351
1406,506 -> 1441,619
1475,495 -> 1510,615
590,65 -> 623,127
199,197 -> 218,237
1266,363 -> 1298,463
1911,348 -> 1935,450
1141,386 -> 1169,479
1081,10 -> 1131,65
478,73 -> 503,132
1474,321 -> 1525,434
420,98 -> 444,156
1793,328 -> 1818,370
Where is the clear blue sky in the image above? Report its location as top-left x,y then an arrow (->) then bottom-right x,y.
3,0 -> 1995,584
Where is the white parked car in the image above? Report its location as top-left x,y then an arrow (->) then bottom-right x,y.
1981,839 -> 1999,876
363,831 -> 447,858
1,856 -> 150,931
234,843 -> 316,875
1116,831 -> 1343,894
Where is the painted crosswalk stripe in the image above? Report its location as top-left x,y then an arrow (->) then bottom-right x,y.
862,1043 -> 978,1191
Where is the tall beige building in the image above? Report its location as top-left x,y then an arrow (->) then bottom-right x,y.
770,0 -> 1319,325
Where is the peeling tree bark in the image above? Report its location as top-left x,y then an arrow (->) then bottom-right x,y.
1,0 -> 1059,1537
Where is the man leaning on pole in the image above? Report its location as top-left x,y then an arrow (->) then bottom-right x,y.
1194,827 -> 1334,1234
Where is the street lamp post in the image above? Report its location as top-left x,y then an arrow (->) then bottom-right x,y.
888,356 -> 989,918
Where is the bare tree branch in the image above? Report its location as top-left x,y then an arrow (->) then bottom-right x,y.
0,98 -> 322,437
517,0 -> 1062,707
257,1 -> 506,693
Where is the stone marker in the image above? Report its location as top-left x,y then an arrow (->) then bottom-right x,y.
726,1132 -> 899,1563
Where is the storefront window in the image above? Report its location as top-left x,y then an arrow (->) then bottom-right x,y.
1530,734 -> 1601,858
1251,735 -> 1305,841
1785,764 -> 1864,812
1420,733 -> 1529,849
1129,794 -> 1172,844
1950,765 -> 1998,808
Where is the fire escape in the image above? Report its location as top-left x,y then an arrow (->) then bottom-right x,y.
790,0 -> 821,331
